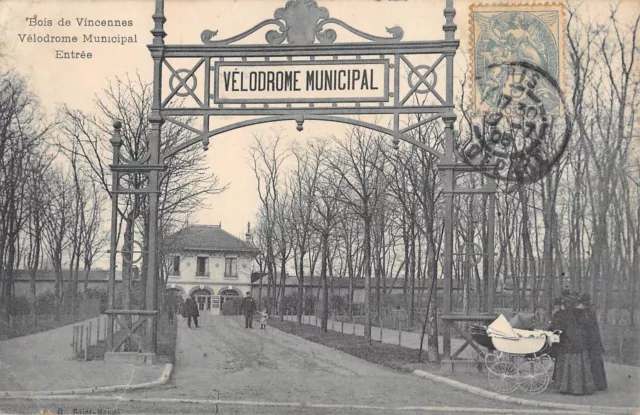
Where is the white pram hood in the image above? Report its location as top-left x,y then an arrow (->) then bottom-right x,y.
486,314 -> 519,339
486,314 -> 560,343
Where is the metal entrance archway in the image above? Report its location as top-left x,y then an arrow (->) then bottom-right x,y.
106,0 -> 497,364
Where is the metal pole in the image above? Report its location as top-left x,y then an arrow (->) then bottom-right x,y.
441,0 -> 457,362
143,0 -> 167,357
85,326 -> 89,361
398,319 -> 402,346
352,311 -> 355,335
442,168 -> 454,361
80,326 -> 84,356
107,122 -> 122,354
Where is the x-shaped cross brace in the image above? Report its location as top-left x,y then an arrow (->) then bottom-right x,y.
112,315 -> 147,352
400,54 -> 446,106
162,58 -> 205,108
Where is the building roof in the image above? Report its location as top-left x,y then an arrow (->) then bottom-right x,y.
251,275 -> 464,290
166,224 -> 259,254
12,269 -> 122,282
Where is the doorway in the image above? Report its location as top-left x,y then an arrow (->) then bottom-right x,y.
219,288 -> 240,306
191,288 -> 212,312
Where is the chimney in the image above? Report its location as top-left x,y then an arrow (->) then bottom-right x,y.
245,222 -> 252,244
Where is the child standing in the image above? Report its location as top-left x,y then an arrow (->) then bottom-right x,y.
259,308 -> 269,329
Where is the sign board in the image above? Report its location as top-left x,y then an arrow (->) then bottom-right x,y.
214,59 -> 389,104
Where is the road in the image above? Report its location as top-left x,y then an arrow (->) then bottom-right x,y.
0,315 -> 584,414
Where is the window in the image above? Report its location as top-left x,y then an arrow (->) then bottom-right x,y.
196,256 -> 209,277
172,256 -> 180,275
225,257 -> 237,278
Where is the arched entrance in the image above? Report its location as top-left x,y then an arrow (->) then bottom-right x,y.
165,286 -> 185,298
105,0 -> 498,366
190,288 -> 212,312
219,288 -> 241,306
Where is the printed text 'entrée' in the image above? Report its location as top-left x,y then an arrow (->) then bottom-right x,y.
214,61 -> 388,103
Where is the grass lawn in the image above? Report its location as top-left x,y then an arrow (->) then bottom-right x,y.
269,318 -> 439,373
156,315 -> 178,364
0,313 -> 100,341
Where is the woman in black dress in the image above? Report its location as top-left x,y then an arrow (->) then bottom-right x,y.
554,294 -> 596,395
579,293 -> 607,390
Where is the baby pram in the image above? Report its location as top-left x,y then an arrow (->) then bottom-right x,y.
469,314 -> 560,394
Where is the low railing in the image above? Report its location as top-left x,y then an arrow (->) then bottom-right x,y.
105,310 -> 157,357
71,315 -> 108,360
1,308 -> 101,341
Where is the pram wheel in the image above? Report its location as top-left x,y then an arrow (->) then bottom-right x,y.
484,352 -> 503,367
488,361 -> 518,393
517,360 -> 549,394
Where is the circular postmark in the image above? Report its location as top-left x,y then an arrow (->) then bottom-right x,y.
458,61 -> 572,184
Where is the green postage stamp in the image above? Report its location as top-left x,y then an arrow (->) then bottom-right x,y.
470,3 -> 565,114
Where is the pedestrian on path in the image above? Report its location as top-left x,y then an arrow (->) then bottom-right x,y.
166,293 -> 176,324
579,293 -> 607,391
242,292 -> 256,328
185,295 -> 200,328
259,308 -> 269,329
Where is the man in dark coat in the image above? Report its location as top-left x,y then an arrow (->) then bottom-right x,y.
166,293 -> 176,323
185,295 -> 200,328
579,293 -> 607,390
548,298 -> 564,362
549,297 -> 569,383
241,292 -> 256,328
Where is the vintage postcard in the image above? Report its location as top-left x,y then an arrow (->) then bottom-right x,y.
0,0 -> 638,414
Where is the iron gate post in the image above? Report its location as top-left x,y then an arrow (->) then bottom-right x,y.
107,122 -> 122,353
144,0 -> 167,355
441,116 -> 456,361
441,0 -> 457,361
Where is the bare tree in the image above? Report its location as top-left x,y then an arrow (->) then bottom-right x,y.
59,73 -> 226,308
327,126 -> 387,343
248,132 -> 289,314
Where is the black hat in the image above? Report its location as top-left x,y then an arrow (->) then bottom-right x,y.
578,293 -> 591,305
561,292 -> 578,307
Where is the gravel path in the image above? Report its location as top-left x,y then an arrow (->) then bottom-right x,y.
136,315 -> 519,411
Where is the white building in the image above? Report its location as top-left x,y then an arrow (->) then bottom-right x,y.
164,223 -> 259,315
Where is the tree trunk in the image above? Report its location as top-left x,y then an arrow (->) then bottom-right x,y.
363,215 -> 372,343
297,251 -> 305,324
278,257 -> 286,321
321,232 -> 329,332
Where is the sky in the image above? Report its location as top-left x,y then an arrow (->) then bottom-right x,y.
0,0 -> 638,253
